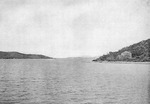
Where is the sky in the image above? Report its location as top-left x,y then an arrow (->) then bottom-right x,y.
0,0 -> 150,58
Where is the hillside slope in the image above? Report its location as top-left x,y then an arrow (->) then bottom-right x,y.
0,51 -> 52,59
93,39 -> 150,62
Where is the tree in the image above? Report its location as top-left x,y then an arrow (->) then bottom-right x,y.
121,51 -> 132,60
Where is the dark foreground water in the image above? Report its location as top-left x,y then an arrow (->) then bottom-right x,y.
0,59 -> 150,104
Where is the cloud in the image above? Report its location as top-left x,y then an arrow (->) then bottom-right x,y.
70,0 -> 150,54
59,0 -> 92,6
0,0 -> 149,57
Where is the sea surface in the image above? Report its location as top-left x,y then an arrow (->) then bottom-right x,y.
0,59 -> 150,104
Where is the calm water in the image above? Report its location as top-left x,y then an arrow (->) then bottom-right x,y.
0,59 -> 150,104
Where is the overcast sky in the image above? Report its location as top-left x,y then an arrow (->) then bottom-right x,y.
0,0 -> 150,58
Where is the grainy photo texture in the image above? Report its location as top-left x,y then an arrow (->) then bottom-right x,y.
0,0 -> 150,104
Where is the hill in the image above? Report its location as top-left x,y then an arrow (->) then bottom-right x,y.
0,51 -> 52,59
93,39 -> 150,62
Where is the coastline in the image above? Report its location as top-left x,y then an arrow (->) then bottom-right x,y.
94,61 -> 150,64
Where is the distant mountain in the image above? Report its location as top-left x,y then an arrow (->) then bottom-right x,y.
93,38 -> 150,62
0,51 -> 52,59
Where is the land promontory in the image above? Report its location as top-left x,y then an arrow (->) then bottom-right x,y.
0,51 -> 52,59
93,39 -> 150,62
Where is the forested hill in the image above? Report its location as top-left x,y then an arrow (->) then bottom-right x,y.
93,38 -> 150,62
0,51 -> 52,59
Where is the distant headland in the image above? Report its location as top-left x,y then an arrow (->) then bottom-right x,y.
0,51 -> 52,59
93,38 -> 150,62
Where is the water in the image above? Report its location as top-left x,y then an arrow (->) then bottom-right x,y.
0,59 -> 150,104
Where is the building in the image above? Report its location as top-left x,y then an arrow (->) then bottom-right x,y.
117,51 -> 132,60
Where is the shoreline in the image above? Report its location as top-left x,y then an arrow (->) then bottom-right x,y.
94,61 -> 150,64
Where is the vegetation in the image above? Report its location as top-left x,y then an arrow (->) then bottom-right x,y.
93,38 -> 150,62
0,51 -> 52,59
